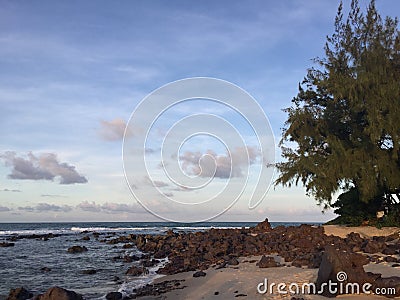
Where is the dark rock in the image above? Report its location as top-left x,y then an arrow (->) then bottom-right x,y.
35,286 -> 83,300
385,256 -> 398,263
250,218 -> 271,233
105,292 -> 122,300
0,242 -> 15,247
392,264 -> 400,268
214,291 -> 219,295
126,266 -> 148,276
41,267 -> 51,272
81,236 -> 90,241
67,245 -> 88,253
363,240 -> 386,254
81,269 -> 97,275
235,294 -> 247,297
374,277 -> 400,298
227,258 -> 239,266
316,245 -> 375,297
142,259 -> 158,268
6,287 -> 32,300
256,255 -> 279,268
193,271 -> 206,277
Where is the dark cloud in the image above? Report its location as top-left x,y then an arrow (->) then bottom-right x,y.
1,188 -> 21,192
0,206 -> 11,212
18,203 -> 73,212
1,151 -> 88,184
179,146 -> 260,179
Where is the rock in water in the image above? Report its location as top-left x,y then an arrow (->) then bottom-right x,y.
67,245 -> 88,253
256,255 -> 279,268
6,287 -> 32,300
35,286 -> 83,300
125,266 -> 148,276
105,292 -> 122,300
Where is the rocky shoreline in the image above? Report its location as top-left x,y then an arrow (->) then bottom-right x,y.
4,219 -> 400,299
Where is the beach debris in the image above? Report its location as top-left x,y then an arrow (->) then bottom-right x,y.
6,287 -> 32,300
67,245 -> 88,253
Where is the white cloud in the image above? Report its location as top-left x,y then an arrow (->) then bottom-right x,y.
179,146 -> 260,179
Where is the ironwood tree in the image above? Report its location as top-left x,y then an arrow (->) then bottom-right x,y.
275,0 -> 400,225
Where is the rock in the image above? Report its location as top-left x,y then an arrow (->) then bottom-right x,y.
126,266 -> 148,276
363,240 -> 386,254
0,242 -> 15,247
81,269 -> 96,275
256,255 -> 279,268
105,292 -> 122,300
67,245 -> 88,253
385,256 -> 398,263
316,245 -> 371,297
250,218 -> 272,233
6,287 -> 32,300
227,258 -> 239,266
374,277 -> 400,298
81,236 -> 90,241
35,286 -> 83,300
41,267 -> 51,272
193,271 -> 206,277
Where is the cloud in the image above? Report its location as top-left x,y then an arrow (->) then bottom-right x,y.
0,206 -> 11,212
18,203 -> 73,212
179,146 -> 260,179
77,201 -> 139,214
41,194 -> 68,198
99,118 -> 138,141
1,188 -> 21,192
77,201 -> 101,212
1,151 -> 88,184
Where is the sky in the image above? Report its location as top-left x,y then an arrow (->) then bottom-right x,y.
1,0 -> 399,223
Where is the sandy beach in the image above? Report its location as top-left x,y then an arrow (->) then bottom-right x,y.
137,225 -> 400,300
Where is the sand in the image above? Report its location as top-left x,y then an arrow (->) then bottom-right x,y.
137,226 -> 400,299
323,225 -> 400,239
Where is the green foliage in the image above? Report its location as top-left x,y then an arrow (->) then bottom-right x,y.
276,0 -> 400,218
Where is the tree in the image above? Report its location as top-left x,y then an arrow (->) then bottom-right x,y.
275,0 -> 400,225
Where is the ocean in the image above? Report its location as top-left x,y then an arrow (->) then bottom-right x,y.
0,221 -> 321,299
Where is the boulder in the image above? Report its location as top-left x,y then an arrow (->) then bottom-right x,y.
35,286 -> 82,300
316,245 -> 371,297
0,242 -> 15,247
6,287 -> 32,300
256,255 -> 279,268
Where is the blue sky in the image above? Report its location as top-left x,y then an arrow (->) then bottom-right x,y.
1,0 -> 398,222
